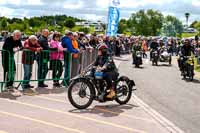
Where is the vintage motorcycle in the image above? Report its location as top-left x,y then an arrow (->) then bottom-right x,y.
68,67 -> 136,109
159,47 -> 172,65
134,51 -> 143,68
152,50 -> 159,66
180,56 -> 194,81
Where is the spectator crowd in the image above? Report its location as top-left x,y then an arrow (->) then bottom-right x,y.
1,29 -> 200,96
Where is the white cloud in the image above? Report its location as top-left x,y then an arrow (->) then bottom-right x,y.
0,0 -> 199,23
97,0 -> 109,8
0,7 -> 14,16
3,0 -> 22,5
27,0 -> 43,5
63,1 -> 83,9
192,0 -> 200,7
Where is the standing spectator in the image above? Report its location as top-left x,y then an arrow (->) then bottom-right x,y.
115,38 -> 121,57
71,32 -> 80,78
22,35 -> 42,94
61,31 -> 79,86
168,38 -> 174,55
37,29 -> 50,88
105,37 -> 112,55
2,30 -> 23,95
50,33 -> 65,87
89,34 -> 98,48
142,39 -> 148,58
77,33 -> 86,50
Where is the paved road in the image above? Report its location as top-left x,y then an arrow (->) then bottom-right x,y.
118,57 -> 200,133
0,54 -> 172,133
0,87 -> 170,133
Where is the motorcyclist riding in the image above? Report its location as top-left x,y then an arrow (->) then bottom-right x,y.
150,38 -> 159,61
93,43 -> 119,99
158,39 -> 166,58
159,39 -> 165,52
132,39 -> 142,64
178,39 -> 195,73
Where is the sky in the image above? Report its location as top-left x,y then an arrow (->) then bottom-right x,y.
0,0 -> 200,24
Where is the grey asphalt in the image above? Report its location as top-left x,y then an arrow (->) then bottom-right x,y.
0,53 -> 171,133
118,56 -> 200,133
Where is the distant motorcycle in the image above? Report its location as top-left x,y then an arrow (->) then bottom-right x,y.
134,51 -> 143,68
152,50 -> 159,66
159,47 -> 172,65
180,56 -> 194,81
68,67 -> 136,109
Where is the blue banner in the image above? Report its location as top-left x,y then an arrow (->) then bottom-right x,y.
106,0 -> 120,36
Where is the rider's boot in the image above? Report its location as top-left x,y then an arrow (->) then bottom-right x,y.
106,88 -> 116,99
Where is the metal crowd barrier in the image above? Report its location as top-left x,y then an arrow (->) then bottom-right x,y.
0,48 -> 97,92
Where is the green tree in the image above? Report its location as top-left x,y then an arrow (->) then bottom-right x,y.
1,18 -> 7,30
29,18 -> 44,27
127,9 -> 163,36
78,27 -> 90,34
118,19 -> 127,34
64,19 -> 75,29
128,10 -> 149,35
8,18 -> 23,24
7,23 -> 24,31
194,22 -> 200,35
190,21 -> 198,28
146,9 -> 164,35
162,15 -> 183,37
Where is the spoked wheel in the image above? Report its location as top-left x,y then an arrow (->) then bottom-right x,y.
188,67 -> 194,81
155,59 -> 158,66
152,61 -> 154,66
68,79 -> 95,109
169,57 -> 172,65
115,79 -> 132,105
189,75 -> 194,81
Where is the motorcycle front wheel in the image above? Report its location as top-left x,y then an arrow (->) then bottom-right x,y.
188,66 -> 194,81
169,56 -> 172,65
68,78 -> 95,109
115,78 -> 132,105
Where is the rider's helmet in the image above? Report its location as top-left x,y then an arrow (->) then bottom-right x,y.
97,43 -> 108,56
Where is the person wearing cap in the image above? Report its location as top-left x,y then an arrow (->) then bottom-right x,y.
22,35 -> 42,94
71,32 -> 81,78
61,31 -> 79,86
2,30 -> 23,93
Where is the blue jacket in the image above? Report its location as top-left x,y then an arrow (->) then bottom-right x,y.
61,36 -> 79,53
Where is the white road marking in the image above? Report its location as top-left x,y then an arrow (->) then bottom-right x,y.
133,94 -> 185,133
115,57 -> 186,133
